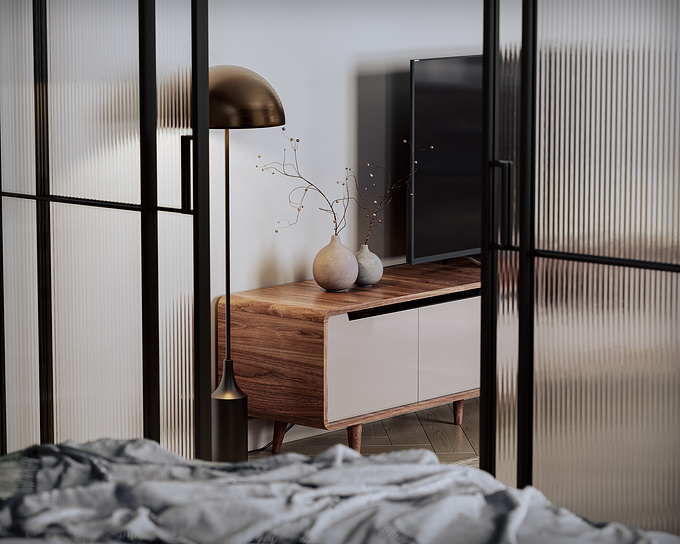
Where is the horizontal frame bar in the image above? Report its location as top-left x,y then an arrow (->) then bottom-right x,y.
2,192 -> 194,216
534,249 -> 680,274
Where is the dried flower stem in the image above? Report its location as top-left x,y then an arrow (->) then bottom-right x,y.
352,140 -> 432,245
258,128 -> 351,236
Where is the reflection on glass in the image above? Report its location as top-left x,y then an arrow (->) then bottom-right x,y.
535,0 -> 679,265
2,198 -> 40,451
48,0 -> 140,203
158,212 -> 195,458
51,203 -> 143,442
0,0 -> 36,195
534,260 -> 680,532
156,0 -> 192,209
533,0 -> 680,532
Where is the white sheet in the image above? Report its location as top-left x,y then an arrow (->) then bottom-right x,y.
0,439 -> 677,544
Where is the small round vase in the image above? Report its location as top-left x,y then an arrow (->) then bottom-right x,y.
355,244 -> 383,286
312,235 -> 358,292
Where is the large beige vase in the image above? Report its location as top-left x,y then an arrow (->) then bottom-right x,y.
312,235 -> 358,291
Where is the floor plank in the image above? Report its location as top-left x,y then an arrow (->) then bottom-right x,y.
381,412 -> 430,446
362,420 -> 391,445
416,404 -> 475,454
460,397 -> 480,455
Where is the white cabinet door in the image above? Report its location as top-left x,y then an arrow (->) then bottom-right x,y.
419,296 -> 480,401
326,309 -> 418,422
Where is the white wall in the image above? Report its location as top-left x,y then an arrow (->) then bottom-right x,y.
208,0 -> 484,448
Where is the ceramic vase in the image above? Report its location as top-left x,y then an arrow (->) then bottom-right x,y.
355,244 -> 383,286
312,235 -> 358,291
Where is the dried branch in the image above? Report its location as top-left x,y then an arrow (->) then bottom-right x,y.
258,128 -> 351,236
352,140 -> 433,245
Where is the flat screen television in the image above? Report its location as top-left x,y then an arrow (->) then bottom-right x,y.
407,55 -> 483,264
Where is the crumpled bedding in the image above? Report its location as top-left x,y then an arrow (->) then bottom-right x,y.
0,439 -> 677,544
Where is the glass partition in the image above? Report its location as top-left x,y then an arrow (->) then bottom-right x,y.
531,0 -> 680,532
51,203 -> 143,442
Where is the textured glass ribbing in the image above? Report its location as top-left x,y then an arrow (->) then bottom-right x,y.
533,259 -> 680,533
47,0 -> 140,204
0,0 -> 36,195
158,213 -> 195,458
494,41 -> 520,485
493,0 -> 523,487
495,250 -> 519,487
51,204 -> 143,442
2,199 -> 41,452
156,0 -> 192,209
535,0 -> 679,264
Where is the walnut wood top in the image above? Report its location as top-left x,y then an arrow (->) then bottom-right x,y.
222,258 -> 481,323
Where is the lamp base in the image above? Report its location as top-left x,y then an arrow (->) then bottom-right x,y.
211,359 -> 248,462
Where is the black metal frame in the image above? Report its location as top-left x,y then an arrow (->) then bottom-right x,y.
0,91 -> 5,456
0,0 -> 211,457
480,0 -> 500,476
33,0 -> 55,447
139,0 -> 161,443
516,0 -> 537,488
480,0 -> 541,486
191,0 -> 212,461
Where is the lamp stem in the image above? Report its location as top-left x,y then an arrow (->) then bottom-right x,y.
224,128 -> 231,361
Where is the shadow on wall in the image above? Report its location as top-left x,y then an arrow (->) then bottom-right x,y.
256,242 -> 310,288
355,70 -> 411,262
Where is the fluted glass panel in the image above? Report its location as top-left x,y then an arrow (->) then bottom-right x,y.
2,198 -> 40,452
535,0 -> 679,264
493,0 -> 522,487
534,259 -> 680,533
0,0 -> 35,195
51,203 -> 143,442
533,0 -> 680,533
47,0 -> 140,204
158,212 -> 194,458
156,0 -> 192,210
495,250 -> 519,486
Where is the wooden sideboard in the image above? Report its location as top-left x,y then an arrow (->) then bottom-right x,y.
216,257 -> 481,453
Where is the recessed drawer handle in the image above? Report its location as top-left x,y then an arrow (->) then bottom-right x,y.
348,289 -> 480,321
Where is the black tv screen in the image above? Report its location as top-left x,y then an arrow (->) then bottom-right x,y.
408,55 -> 483,264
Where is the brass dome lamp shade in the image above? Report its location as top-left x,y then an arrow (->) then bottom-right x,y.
210,66 -> 285,463
209,65 -> 285,129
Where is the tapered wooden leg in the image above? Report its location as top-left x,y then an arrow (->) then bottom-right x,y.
347,424 -> 362,452
271,421 -> 287,454
453,400 -> 464,426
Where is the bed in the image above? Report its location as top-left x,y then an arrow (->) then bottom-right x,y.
1,438 -> 678,544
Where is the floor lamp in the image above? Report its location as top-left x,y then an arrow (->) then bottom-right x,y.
209,65 -> 285,462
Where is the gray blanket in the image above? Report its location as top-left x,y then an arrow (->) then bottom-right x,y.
0,439 -> 677,544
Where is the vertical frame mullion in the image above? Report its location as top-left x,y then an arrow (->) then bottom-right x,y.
33,0 -> 54,446
0,120 -> 5,455
191,0 -> 211,460
517,0 -> 538,488
480,0 -> 500,476
139,0 -> 160,442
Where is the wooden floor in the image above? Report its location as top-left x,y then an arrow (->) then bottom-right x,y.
249,397 -> 480,467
